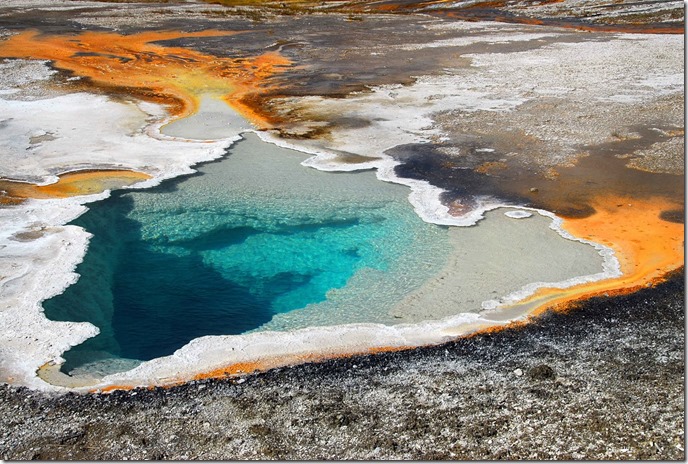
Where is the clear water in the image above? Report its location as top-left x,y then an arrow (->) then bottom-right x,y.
43,133 -> 450,375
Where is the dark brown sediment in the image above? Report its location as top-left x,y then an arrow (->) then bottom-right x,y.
392,125 -> 684,220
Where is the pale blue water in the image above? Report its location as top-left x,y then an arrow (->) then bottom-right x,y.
43,134 -> 450,375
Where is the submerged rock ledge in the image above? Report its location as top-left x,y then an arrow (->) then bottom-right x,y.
1,269 -> 683,460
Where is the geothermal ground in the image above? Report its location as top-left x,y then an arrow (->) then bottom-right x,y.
0,0 -> 684,460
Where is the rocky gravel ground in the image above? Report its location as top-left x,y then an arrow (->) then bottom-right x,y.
1,270 -> 683,460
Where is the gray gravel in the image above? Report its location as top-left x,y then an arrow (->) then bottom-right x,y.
1,270 -> 683,460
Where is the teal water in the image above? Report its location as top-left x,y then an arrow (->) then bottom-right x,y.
43,134 -> 450,375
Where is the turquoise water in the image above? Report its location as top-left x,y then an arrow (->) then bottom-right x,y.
43,134 -> 450,375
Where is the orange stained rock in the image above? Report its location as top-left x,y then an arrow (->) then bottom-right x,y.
193,361 -> 264,381
190,344 -> 418,383
96,384 -> 136,393
523,195 -> 684,316
0,170 -> 151,202
193,355 -> 328,382
367,345 -> 412,355
0,29 -> 292,126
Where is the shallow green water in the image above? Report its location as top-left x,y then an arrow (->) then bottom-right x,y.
43,134 -> 450,375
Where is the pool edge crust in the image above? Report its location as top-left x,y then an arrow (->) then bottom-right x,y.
36,265 -> 683,393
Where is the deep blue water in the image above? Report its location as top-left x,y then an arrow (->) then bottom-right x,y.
43,134 -> 449,375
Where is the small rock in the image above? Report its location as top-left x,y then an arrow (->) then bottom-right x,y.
529,187 -> 538,193
513,368 -> 524,377
528,364 -> 556,380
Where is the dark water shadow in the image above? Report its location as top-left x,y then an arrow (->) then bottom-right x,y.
44,191 -> 277,372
